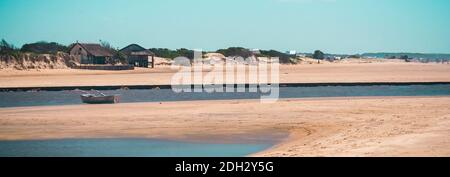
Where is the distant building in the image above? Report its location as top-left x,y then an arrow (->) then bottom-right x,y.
69,43 -> 113,64
296,53 -> 306,57
120,44 -> 155,68
250,49 -> 261,55
287,50 -> 296,55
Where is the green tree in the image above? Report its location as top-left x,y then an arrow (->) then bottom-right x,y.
114,51 -> 127,65
176,48 -> 194,59
149,48 -> 195,59
216,47 -> 253,58
149,48 -> 175,58
348,54 -> 361,59
21,41 -> 68,54
99,40 -> 128,65
0,39 -> 16,54
312,50 -> 324,63
258,50 -> 294,64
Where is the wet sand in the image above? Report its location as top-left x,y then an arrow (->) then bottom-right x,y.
1,96 -> 449,157
1,62 -> 450,88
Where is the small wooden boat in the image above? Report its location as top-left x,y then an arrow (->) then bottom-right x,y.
80,93 -> 120,104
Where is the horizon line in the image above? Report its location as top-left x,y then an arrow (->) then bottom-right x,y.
2,39 -> 450,55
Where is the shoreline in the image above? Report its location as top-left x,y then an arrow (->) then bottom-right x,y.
1,81 -> 450,92
2,62 -> 450,88
1,96 -> 449,156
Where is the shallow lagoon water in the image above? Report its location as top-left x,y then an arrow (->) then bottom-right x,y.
0,84 -> 449,108
0,84 -> 449,157
0,138 -> 273,157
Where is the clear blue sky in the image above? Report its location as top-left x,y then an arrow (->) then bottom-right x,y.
1,0 -> 449,54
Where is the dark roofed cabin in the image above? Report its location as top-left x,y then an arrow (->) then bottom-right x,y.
120,44 -> 155,68
69,43 -> 113,65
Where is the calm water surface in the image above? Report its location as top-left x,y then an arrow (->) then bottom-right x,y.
0,138 -> 273,157
0,84 -> 449,108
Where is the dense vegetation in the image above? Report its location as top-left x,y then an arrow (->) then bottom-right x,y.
362,53 -> 450,61
99,40 -> 127,64
312,50 -> 325,59
1,39 -> 69,57
215,47 -> 295,64
216,47 -> 253,58
149,48 -> 195,59
258,50 -> 295,64
347,54 -> 361,59
0,39 -> 18,54
21,41 -> 68,54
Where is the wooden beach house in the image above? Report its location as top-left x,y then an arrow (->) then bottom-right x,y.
120,44 -> 155,68
69,43 -> 113,64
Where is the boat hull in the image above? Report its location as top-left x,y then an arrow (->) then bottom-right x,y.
80,94 -> 120,104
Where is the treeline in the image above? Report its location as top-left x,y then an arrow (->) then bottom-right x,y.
362,53 -> 450,61
149,47 -> 297,64
258,50 -> 294,63
22,41 -> 68,54
149,48 -> 195,59
149,47 -> 300,64
2,39 -> 315,64
1,39 -> 69,56
216,47 -> 254,58
216,47 -> 296,64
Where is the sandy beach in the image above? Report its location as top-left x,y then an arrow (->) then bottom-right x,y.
1,62 -> 450,88
1,96 -> 449,157
1,61 -> 450,156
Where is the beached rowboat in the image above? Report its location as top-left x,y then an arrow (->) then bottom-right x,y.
80,94 -> 120,104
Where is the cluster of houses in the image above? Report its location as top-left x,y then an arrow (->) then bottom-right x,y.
68,42 -> 155,68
